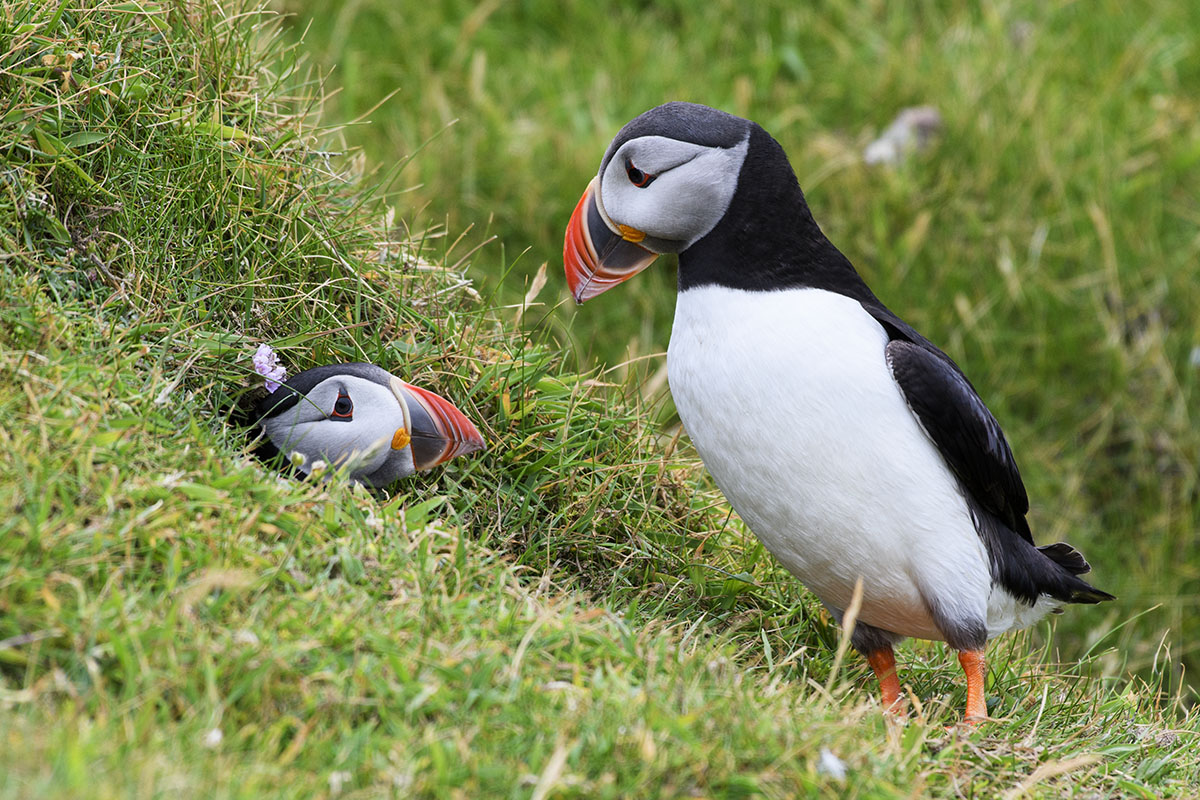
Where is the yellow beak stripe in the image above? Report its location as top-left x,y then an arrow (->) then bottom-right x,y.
391,428 -> 411,450
617,224 -> 646,243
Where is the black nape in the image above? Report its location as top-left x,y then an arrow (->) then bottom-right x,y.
677,125 -> 876,302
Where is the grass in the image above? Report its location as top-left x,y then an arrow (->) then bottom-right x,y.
1,0 -> 1199,797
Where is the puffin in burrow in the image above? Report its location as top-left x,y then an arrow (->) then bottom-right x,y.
563,102 -> 1113,722
253,363 -> 485,487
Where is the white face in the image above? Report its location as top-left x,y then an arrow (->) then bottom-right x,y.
261,374 -> 413,480
597,133 -> 750,252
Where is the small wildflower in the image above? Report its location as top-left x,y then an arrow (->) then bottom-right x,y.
252,343 -> 287,392
817,747 -> 847,781
158,471 -> 185,488
233,629 -> 260,647
289,451 -> 306,468
203,728 -> 223,749
329,771 -> 351,795
363,506 -> 384,531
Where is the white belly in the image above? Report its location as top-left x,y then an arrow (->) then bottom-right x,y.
668,286 -> 1007,642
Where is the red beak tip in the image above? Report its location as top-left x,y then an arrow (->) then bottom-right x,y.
563,181 -> 658,304
402,380 -> 489,466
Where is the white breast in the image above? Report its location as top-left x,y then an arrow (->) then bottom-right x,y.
668,285 -> 1020,642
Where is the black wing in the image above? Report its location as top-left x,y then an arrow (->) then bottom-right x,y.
857,302 -> 1111,605
883,337 -> 1033,543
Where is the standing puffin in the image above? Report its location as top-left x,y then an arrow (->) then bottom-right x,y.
254,363 -> 485,487
563,102 -> 1113,722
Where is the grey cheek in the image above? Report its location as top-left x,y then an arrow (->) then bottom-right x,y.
262,414 -> 354,465
604,139 -> 748,247
262,413 -> 310,454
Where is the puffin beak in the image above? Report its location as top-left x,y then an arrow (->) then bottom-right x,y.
389,377 -> 486,471
563,178 -> 658,303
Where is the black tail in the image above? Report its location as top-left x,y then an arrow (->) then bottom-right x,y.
974,503 -> 1116,606
1038,542 -> 1116,604
1038,542 -> 1091,575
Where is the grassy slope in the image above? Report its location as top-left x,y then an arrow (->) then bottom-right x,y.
1,1 -> 1198,798
283,0 -> 1200,692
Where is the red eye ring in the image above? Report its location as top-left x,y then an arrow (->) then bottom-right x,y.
331,390 -> 353,419
625,158 -> 655,188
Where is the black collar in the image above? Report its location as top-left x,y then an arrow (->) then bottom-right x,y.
678,125 -> 880,306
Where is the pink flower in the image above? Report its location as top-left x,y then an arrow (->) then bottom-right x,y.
253,343 -> 287,392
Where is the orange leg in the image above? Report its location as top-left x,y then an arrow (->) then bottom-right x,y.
867,645 -> 903,714
958,649 -> 988,723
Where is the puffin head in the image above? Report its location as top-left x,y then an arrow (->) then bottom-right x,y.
254,363 -> 485,487
564,102 -> 755,302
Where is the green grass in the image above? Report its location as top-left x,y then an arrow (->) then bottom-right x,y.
2,0 -> 1199,797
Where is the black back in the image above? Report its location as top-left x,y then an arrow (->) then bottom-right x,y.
678,124 -> 875,299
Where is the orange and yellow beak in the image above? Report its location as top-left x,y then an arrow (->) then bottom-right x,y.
563,178 -> 659,303
393,379 -> 486,471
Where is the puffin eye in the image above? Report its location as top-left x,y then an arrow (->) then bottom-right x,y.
625,158 -> 655,188
331,391 -> 353,420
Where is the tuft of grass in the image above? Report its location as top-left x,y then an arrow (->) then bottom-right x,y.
2,1 -> 1199,797
3,322 -> 1199,797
